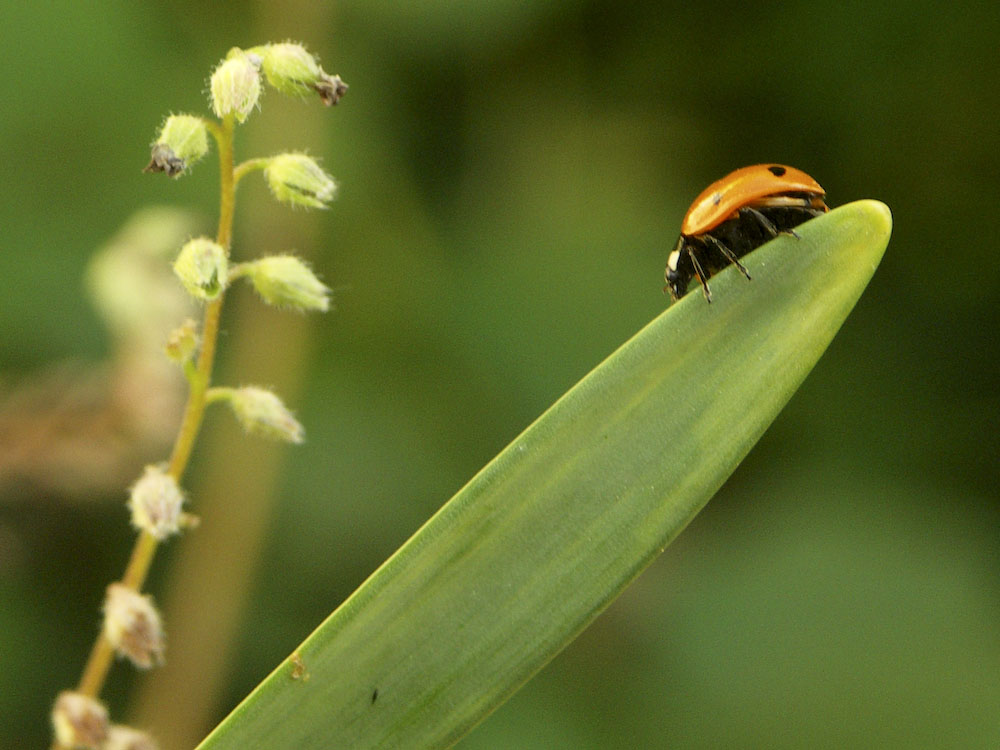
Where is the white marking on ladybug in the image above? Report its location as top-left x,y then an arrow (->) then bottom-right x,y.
667,249 -> 680,272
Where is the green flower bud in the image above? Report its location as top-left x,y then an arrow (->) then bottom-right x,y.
103,583 -> 165,669
164,318 -> 199,363
173,237 -> 228,301
144,114 -> 208,177
52,691 -> 109,749
251,42 -> 348,106
243,255 -> 330,312
264,153 -> 337,209
210,48 -> 262,122
222,386 -> 304,443
128,465 -> 186,540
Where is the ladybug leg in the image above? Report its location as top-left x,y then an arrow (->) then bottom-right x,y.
703,234 -> 752,281
687,245 -> 713,302
742,205 -> 806,239
740,206 -> 782,237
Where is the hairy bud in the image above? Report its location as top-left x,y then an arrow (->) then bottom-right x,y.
52,692 -> 109,749
251,42 -> 348,106
165,318 -> 199,363
103,583 -> 166,669
210,48 -> 262,122
173,237 -> 228,301
144,114 -> 208,177
242,255 -> 330,312
128,465 -> 185,540
264,153 -> 337,209
218,386 -> 305,443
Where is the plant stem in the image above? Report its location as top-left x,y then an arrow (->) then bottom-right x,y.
72,115 -> 238,704
233,157 -> 270,186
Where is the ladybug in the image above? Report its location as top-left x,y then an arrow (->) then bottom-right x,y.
665,164 -> 829,302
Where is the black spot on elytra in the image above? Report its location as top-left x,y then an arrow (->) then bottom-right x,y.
768,165 -> 786,176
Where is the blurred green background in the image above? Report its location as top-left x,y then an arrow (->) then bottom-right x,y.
1,1 -> 997,748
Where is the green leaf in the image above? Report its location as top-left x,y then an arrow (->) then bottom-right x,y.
197,200 -> 891,749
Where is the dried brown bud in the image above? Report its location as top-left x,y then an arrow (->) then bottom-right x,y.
143,143 -> 185,177
315,74 -> 348,106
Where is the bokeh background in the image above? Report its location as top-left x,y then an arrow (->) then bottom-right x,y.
1,1 -> 998,748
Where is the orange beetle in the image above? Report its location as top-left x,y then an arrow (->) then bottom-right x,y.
665,164 -> 829,302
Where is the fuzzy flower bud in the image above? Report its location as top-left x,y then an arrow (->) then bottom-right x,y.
128,465 -> 185,540
210,48 -> 262,122
222,386 -> 304,443
251,42 -> 348,106
106,725 -> 159,750
164,318 -> 199,363
52,691 -> 109,749
144,115 -> 208,177
103,583 -> 165,669
173,237 -> 228,301
242,255 -> 331,312
264,153 -> 337,209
